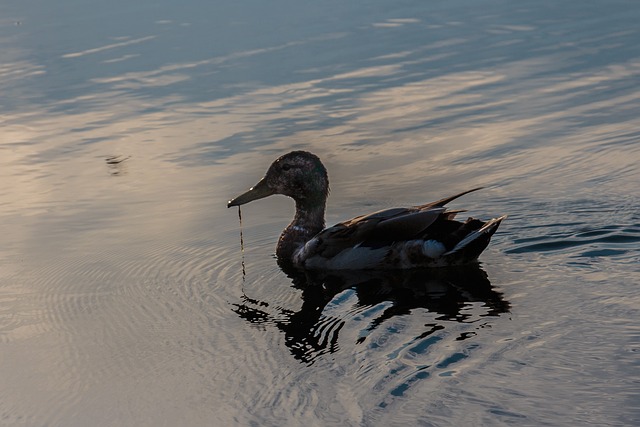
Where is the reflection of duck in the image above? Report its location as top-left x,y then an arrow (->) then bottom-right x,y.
232,265 -> 510,364
228,151 -> 505,269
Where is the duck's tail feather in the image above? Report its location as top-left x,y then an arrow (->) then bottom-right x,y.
442,215 -> 507,262
417,187 -> 484,210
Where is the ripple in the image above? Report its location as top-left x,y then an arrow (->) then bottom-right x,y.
507,223 -> 640,258
0,236 -> 249,425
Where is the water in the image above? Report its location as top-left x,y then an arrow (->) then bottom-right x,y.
1,0 -> 639,425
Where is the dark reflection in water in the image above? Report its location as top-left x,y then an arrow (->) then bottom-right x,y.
233,265 -> 509,365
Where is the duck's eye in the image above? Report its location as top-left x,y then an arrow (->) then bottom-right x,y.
281,163 -> 292,171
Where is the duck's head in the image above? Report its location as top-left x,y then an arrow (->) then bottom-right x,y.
228,151 -> 329,208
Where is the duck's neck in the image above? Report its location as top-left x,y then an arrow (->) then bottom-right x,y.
276,198 -> 326,260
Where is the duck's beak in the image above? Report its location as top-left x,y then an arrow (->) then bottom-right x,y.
227,178 -> 275,208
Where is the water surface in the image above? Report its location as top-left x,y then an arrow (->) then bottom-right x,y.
1,0 -> 639,426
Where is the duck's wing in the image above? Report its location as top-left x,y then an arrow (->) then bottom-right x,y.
330,187 -> 484,242
296,189 -> 485,265
307,203 -> 459,260
302,210 -> 439,261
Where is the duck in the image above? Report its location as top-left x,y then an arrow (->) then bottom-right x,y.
228,151 -> 506,270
